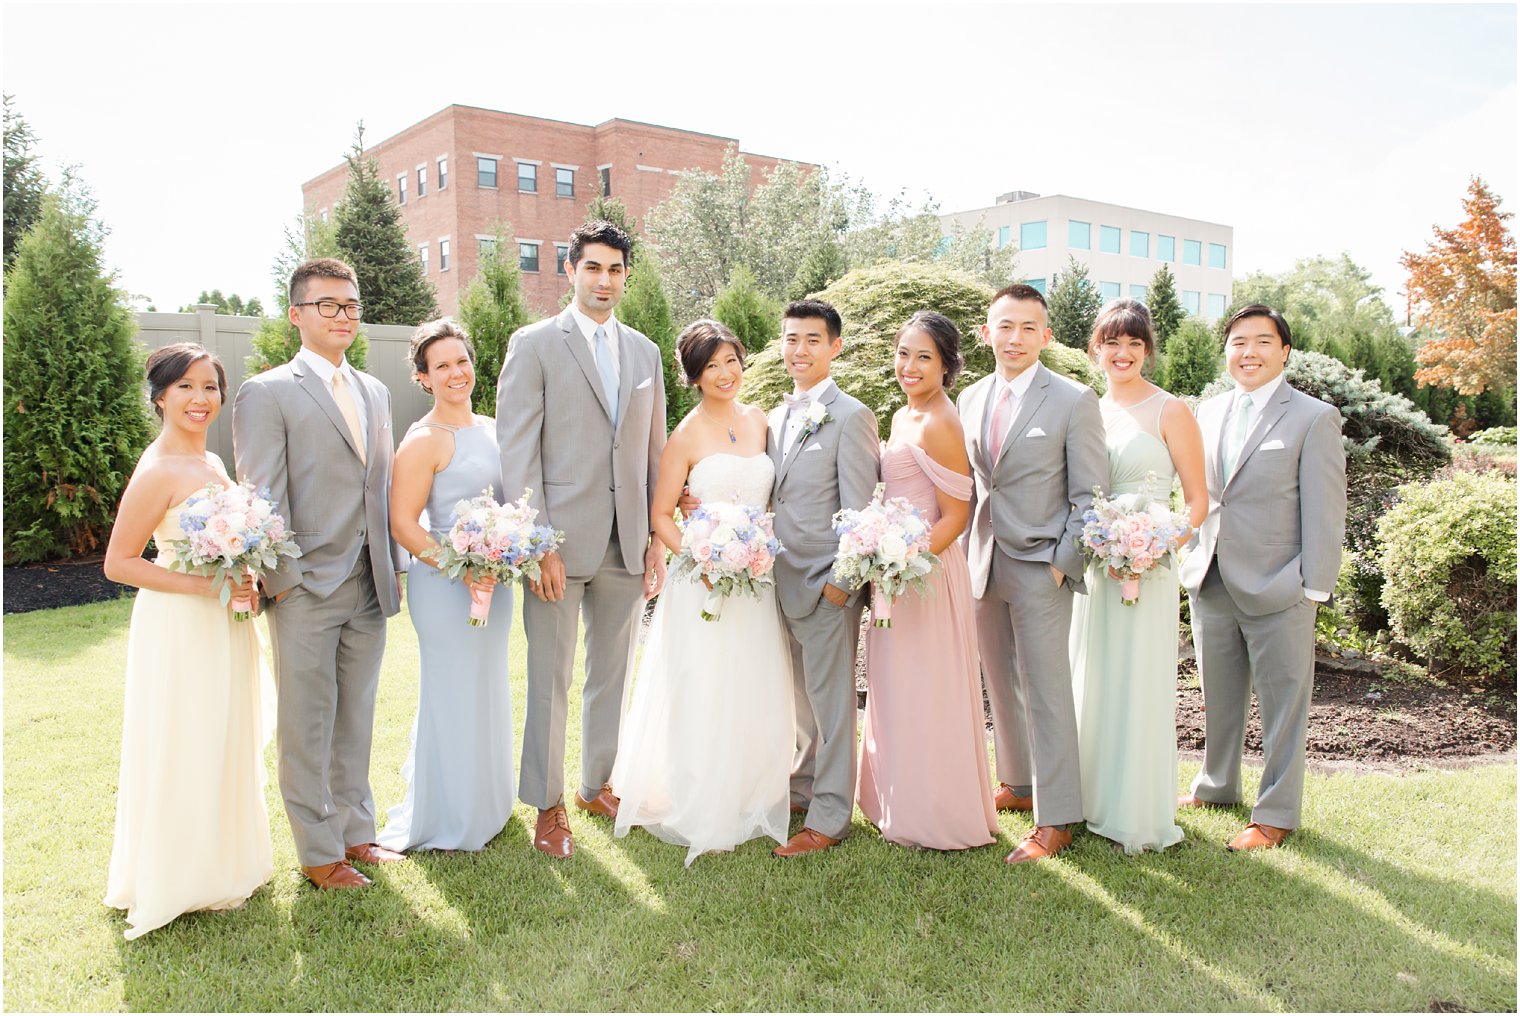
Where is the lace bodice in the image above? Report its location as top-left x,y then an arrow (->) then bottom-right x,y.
688,453 -> 775,509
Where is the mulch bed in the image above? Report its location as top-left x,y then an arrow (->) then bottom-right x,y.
10,560 -> 1516,767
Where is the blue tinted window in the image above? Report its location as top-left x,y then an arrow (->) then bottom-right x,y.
1183,290 -> 1201,314
1100,281 -> 1121,301
1099,225 -> 1121,253
1157,235 -> 1175,261
1068,220 -> 1091,250
1130,231 -> 1149,258
935,235 -> 952,256
997,225 -> 1010,248
1208,293 -> 1227,319
1183,239 -> 1202,265
1025,277 -> 1047,295
1130,283 -> 1148,301
1020,221 -> 1047,251
1209,243 -> 1227,269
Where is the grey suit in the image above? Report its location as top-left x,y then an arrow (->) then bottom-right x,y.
958,363 -> 1108,828
232,355 -> 403,866
768,383 -> 880,840
1179,381 -> 1345,829
497,308 -> 666,809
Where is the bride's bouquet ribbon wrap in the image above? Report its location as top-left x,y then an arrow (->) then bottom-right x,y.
166,481 -> 303,621
670,501 -> 782,622
830,482 -> 937,628
434,487 -> 565,626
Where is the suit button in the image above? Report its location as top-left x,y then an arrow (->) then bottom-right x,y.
357,529 -> 365,538
991,485 -> 998,492
614,442 -> 621,450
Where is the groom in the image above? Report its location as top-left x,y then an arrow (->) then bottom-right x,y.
1178,304 -> 1345,851
768,300 -> 880,857
958,283 -> 1108,864
496,219 -> 667,858
233,257 -> 405,889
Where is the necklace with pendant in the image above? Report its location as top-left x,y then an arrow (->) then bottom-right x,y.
728,426 -> 737,444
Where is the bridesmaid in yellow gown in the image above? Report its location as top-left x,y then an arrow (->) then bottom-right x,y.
102,343 -> 273,940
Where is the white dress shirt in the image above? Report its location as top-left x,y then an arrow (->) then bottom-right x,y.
984,365 -> 1038,452
569,304 -> 621,382
783,377 -> 838,451
296,346 -> 368,448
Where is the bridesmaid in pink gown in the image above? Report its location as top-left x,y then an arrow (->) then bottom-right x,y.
857,312 -> 999,850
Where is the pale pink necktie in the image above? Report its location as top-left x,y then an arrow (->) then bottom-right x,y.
988,384 -> 1013,464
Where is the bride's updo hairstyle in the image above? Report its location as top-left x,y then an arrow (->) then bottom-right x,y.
146,342 -> 227,420
1087,299 -> 1156,366
896,310 -> 964,387
676,318 -> 746,387
408,317 -> 476,393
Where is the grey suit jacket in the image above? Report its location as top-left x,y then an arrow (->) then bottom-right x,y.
496,308 -> 666,576
768,384 -> 881,620
958,363 -> 1109,598
232,356 -> 403,617
1178,382 -> 1346,616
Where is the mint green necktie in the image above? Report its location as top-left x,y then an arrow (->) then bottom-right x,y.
1223,392 -> 1254,483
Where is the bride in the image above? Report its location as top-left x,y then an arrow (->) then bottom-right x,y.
611,319 -> 795,866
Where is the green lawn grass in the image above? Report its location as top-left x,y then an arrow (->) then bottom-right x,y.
4,596 -> 1515,1011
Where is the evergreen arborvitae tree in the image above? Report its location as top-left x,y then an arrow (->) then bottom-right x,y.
3,182 -> 155,562
333,126 -> 437,327
1161,317 -> 1222,396
1147,263 -> 1184,351
1047,256 -> 1102,349
712,265 -> 780,353
619,249 -> 683,433
4,95 -> 47,272
458,226 -> 533,415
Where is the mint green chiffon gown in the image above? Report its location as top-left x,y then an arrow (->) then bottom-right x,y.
1070,392 -> 1185,853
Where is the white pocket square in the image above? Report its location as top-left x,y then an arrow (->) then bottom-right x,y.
1027,427 -> 1047,438
1260,439 -> 1285,451
804,441 -> 824,452
635,377 -> 652,390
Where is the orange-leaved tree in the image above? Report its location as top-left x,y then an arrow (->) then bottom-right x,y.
1401,177 -> 1517,395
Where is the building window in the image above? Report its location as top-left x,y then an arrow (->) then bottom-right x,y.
397,174 -> 407,205
519,242 -> 540,273
438,156 -> 448,190
319,208 -> 328,223
418,244 -> 428,274
479,237 -> 497,259
600,166 -> 611,196
1068,220 -> 1091,250
1130,283 -> 1148,301
1100,281 -> 1121,302
1020,220 -> 1047,251
1209,243 -> 1228,270
1157,234 -> 1175,261
556,244 -> 569,275
1183,239 -> 1202,265
1099,225 -> 1121,254
1130,230 -> 1149,258
997,225 -> 1010,248
518,162 -> 537,193
1183,290 -> 1201,315
556,167 -> 574,199
1024,277 -> 1047,296
417,166 -> 427,197
439,238 -> 450,272
1208,293 -> 1228,319
476,157 -> 497,188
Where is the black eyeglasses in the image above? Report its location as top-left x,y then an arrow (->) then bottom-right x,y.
294,300 -> 364,320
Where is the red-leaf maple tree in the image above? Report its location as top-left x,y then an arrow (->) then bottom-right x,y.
1401,177 -> 1517,395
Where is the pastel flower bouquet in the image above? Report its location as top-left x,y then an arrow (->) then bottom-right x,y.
670,502 -> 783,621
830,483 -> 937,627
1078,479 -> 1189,606
434,487 -> 565,626
166,481 -> 303,621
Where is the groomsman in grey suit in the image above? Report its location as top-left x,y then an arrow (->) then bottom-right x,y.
233,258 -> 406,890
497,221 -> 667,858
765,301 -> 880,857
958,283 -> 1109,864
1178,304 -> 1345,851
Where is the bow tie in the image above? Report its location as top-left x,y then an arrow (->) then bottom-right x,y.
783,393 -> 812,410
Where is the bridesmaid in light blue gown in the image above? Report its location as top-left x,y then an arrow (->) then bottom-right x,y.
1070,300 -> 1208,854
379,319 -> 516,853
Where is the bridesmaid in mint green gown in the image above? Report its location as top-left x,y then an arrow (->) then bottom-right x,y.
1070,300 -> 1208,854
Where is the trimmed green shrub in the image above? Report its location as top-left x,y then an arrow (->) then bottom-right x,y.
458,227 -> 533,415
739,261 -> 1102,434
3,183 -> 155,563
1468,426 -> 1517,446
1377,471 -> 1516,683
712,265 -> 781,354
247,315 -> 368,375
619,249 -> 686,433
1160,317 -> 1221,395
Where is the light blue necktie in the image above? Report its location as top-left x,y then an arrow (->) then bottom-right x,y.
593,324 -> 619,423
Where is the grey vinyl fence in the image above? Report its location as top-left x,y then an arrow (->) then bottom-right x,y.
134,305 -> 430,465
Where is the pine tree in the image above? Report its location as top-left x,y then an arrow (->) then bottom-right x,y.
618,248 -> 683,433
333,125 -> 437,327
1161,317 -> 1222,396
458,226 -> 534,415
1147,263 -> 1184,350
3,179 -> 155,562
4,95 -> 48,272
712,265 -> 781,353
1047,256 -> 1102,349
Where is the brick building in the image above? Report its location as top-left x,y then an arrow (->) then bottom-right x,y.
302,105 -> 797,317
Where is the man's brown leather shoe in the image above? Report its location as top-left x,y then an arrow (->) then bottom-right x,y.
790,802 -> 807,815
1177,792 -> 1233,809
346,842 -> 405,865
993,783 -> 1034,812
302,860 -> 371,889
1226,822 -> 1290,851
573,783 -> 620,820
534,804 -> 575,857
1003,825 -> 1073,864
773,828 -> 841,858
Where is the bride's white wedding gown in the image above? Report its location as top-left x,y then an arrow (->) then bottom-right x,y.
611,452 -> 795,866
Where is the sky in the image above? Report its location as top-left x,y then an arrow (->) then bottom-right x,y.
3,1 -> 1515,317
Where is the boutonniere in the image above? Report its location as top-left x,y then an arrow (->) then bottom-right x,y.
798,401 -> 831,444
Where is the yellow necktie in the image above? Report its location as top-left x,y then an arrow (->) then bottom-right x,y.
331,371 -> 367,465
